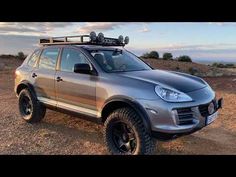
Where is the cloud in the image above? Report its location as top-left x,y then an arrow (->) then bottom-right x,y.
137,24 -> 150,33
0,22 -> 73,36
150,43 -> 236,51
76,22 -> 127,33
208,22 -> 236,26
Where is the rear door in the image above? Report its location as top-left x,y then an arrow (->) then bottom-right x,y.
55,47 -> 97,117
32,47 -> 60,106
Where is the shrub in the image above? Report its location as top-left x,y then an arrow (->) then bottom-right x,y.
177,55 -> 192,62
163,53 -> 173,60
17,52 -> 26,60
149,51 -> 159,59
212,62 -> 236,68
188,67 -> 198,75
141,51 -> 159,59
141,52 -> 151,59
225,63 -> 235,68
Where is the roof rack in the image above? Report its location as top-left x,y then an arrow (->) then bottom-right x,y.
39,32 -> 129,47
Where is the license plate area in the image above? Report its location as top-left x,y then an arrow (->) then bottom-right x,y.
206,111 -> 218,125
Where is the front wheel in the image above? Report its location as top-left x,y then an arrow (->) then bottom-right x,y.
103,108 -> 156,155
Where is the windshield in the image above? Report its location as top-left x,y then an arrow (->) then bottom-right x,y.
89,49 -> 152,73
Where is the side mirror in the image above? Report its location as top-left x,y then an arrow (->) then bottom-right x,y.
74,63 -> 92,74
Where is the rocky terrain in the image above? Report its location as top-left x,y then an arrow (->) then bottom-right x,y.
0,57 -> 236,154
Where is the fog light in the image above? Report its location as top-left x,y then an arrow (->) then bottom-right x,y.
171,110 -> 178,125
208,102 -> 215,114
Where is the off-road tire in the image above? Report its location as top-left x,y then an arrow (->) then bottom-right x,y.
18,88 -> 46,123
103,107 -> 156,155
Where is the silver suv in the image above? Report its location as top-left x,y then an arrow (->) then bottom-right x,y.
14,32 -> 223,155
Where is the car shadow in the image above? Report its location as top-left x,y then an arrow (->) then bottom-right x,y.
32,110 -> 105,146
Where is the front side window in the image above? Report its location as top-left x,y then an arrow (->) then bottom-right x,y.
89,49 -> 151,73
60,48 -> 89,72
39,48 -> 60,70
27,50 -> 41,67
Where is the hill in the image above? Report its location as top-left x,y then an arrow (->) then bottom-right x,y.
1,56 -> 236,77
143,58 -> 236,77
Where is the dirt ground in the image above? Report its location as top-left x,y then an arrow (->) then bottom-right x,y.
0,65 -> 236,154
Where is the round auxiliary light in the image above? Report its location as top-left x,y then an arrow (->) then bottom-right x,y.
118,35 -> 124,43
90,31 -> 97,41
124,36 -> 129,44
97,32 -> 104,43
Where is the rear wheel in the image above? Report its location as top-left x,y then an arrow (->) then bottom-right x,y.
103,107 -> 156,155
18,88 -> 46,123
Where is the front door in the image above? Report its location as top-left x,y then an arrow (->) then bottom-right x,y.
55,47 -> 97,117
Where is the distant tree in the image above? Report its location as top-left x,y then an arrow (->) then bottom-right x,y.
212,62 -> 218,67
141,52 -> 151,59
212,62 -> 235,68
141,51 -> 159,59
177,55 -> 192,62
225,63 -> 235,68
149,51 -> 159,59
163,52 -> 173,60
17,52 -> 26,60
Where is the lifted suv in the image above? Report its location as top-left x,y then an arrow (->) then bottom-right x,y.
15,32 -> 223,155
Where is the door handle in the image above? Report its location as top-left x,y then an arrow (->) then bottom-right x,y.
56,76 -> 63,82
32,73 -> 37,78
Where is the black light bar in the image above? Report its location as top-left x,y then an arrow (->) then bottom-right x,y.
39,32 -> 129,47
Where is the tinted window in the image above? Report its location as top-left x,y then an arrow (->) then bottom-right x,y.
60,48 -> 89,72
27,50 -> 41,67
39,48 -> 59,70
89,50 -> 151,73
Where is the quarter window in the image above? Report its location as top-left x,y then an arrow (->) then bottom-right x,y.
39,48 -> 60,70
60,48 -> 89,72
27,50 -> 41,67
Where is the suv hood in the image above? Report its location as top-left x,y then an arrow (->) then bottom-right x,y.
118,69 -> 206,93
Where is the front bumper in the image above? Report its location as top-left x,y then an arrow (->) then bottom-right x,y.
137,86 -> 223,139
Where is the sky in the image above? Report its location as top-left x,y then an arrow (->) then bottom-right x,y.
0,22 -> 236,63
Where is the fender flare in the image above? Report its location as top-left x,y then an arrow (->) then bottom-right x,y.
16,80 -> 37,98
102,96 -> 152,134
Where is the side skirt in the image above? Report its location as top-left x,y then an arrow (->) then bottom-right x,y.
46,105 -> 103,124
38,97 -> 102,124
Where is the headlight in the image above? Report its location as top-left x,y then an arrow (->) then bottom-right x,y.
155,85 -> 192,102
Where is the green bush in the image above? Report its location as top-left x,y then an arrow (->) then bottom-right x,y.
149,51 -> 159,59
163,53 -> 173,60
17,52 -> 26,60
212,62 -> 235,68
141,51 -> 159,59
225,63 -> 235,68
177,55 -> 192,62
141,52 -> 151,59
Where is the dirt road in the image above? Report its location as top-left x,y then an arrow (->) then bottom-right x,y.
1,68 -> 236,154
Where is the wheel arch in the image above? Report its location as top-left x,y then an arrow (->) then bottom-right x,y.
16,80 -> 37,98
101,96 -> 152,134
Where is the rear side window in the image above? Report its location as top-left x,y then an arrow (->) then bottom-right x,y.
60,48 -> 89,72
39,48 -> 60,70
27,50 -> 41,67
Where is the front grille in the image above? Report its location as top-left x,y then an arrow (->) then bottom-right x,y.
176,107 -> 195,125
199,99 -> 217,117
